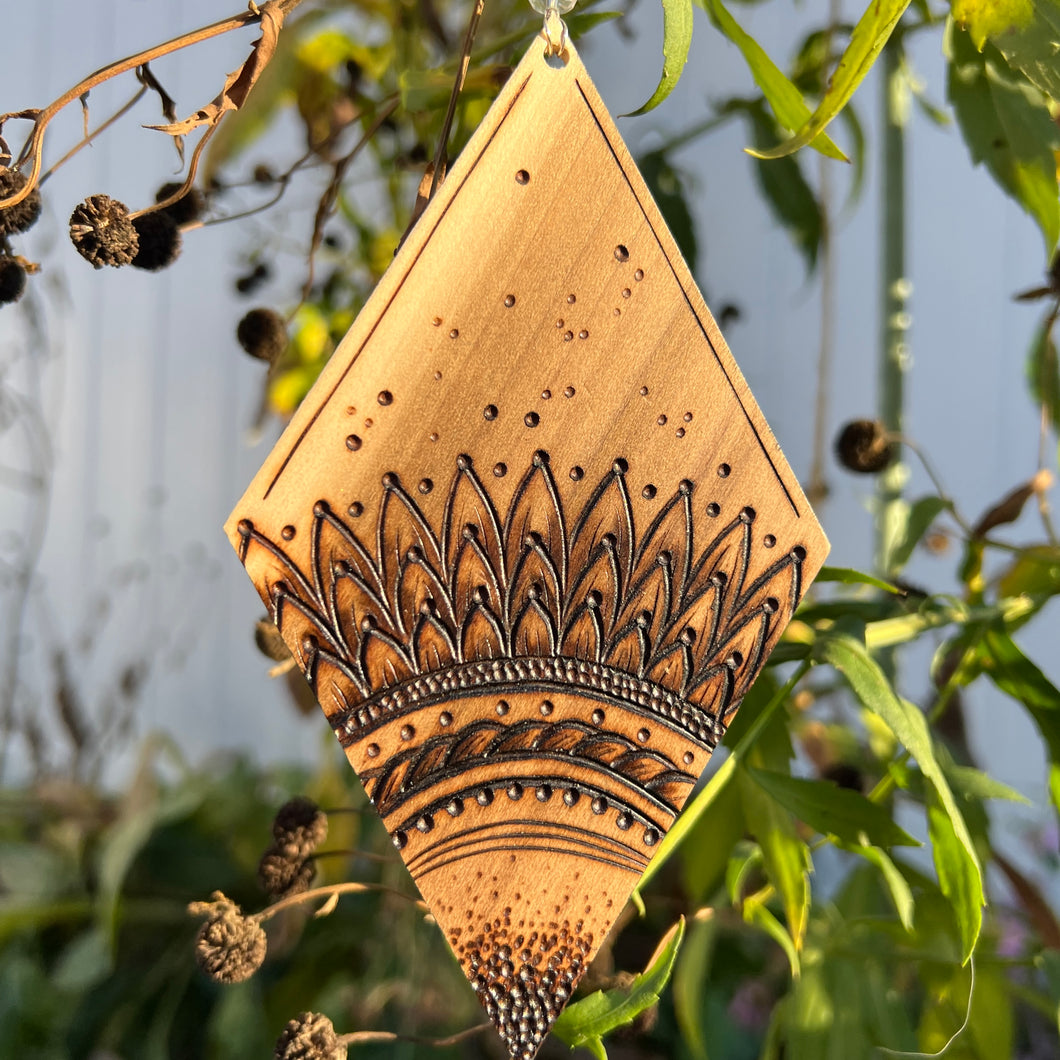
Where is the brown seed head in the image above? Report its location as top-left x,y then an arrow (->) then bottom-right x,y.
131,211 -> 182,271
189,891 -> 266,983
834,419 -> 893,474
69,195 -> 138,269
155,182 -> 206,225
272,795 -> 328,852
0,258 -> 27,305
274,1011 -> 345,1060
0,169 -> 42,236
258,845 -> 316,898
237,307 -> 287,362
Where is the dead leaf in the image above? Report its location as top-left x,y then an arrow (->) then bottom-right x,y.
146,2 -> 285,138
972,469 -> 1054,538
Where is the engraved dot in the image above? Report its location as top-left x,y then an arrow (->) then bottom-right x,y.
346,434 -> 362,451
434,370 -> 443,379
516,169 -> 530,184
416,814 -> 434,833
377,390 -> 393,406
567,294 -> 576,304
613,307 -> 621,316
348,502 -> 364,518
614,245 -> 630,262
507,783 -> 524,801
366,743 -> 380,758
540,700 -> 554,716
432,316 -> 442,327
345,405 -> 356,415
484,404 -> 498,420
449,328 -> 459,339
563,788 -> 580,807
591,796 -> 608,815
504,294 -> 516,307
764,597 -> 780,614
281,525 -> 295,540
556,318 -> 565,328
683,751 -> 694,766
657,414 -> 667,426
643,828 -> 659,846
542,389 -> 552,400
706,502 -> 720,517
524,411 -> 540,428
496,700 -> 510,716
563,331 -> 573,342
764,534 -> 777,548
639,386 -> 648,396
447,797 -> 464,816
439,711 -> 453,726
569,466 -> 584,481
477,788 -> 494,806
591,709 -> 605,725
684,411 -> 693,422
718,463 -> 731,477
634,268 -> 644,281
393,831 -> 408,850
579,329 -> 588,340
637,728 -> 650,744
418,478 -> 434,495
642,484 -> 657,500
400,724 -> 415,741
429,432 -> 439,443
616,813 -> 633,830
741,506 -> 756,523
536,785 -> 553,802
363,417 -> 374,429
622,287 -> 631,298
676,428 -> 686,438
493,462 -> 507,478
564,386 -> 575,398
793,545 -> 807,560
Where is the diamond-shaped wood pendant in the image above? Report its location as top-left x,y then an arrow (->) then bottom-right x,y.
227,33 -> 828,1060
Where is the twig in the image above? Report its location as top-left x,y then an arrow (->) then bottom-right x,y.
338,1023 -> 492,1048
0,0 -> 310,211
429,0 -> 487,203
257,880 -> 426,921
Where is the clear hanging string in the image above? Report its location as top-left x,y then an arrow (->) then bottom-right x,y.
529,0 -> 576,56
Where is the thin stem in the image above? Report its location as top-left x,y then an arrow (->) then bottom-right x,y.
429,0 -> 487,202
875,39 -> 911,577
257,880 -> 425,921
338,1024 -> 492,1048
0,0 -> 310,210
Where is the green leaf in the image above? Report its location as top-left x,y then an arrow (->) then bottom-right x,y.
748,0 -> 911,159
736,100 -> 823,270
944,763 -> 1031,804
998,543 -> 1060,598
1028,317 -> 1060,431
952,0 -> 1060,103
815,566 -> 904,593
748,767 -> 921,847
695,0 -> 848,160
978,627 -> 1060,812
744,898 -> 801,977
816,632 -> 983,960
1036,949 -> 1060,1036
672,915 -> 716,1060
926,790 -> 983,965
552,918 -> 685,1051
637,150 -> 699,268
882,495 -> 953,575
946,21 -> 1060,254
850,844 -> 915,930
625,0 -> 694,115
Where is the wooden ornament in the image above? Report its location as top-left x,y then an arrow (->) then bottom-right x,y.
227,32 -> 828,1060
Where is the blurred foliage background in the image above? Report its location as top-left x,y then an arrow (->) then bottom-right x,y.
2,0 -> 1060,1057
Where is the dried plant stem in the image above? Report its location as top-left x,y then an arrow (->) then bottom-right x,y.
0,0 -> 310,211
257,880 -> 426,921
429,0 -> 487,203
338,1024 -> 492,1048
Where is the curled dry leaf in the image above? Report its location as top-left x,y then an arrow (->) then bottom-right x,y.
146,1 -> 285,140
313,891 -> 340,918
971,469 -> 1054,538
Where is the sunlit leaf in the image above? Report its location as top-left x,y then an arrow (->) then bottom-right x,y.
749,768 -> 921,847
926,790 -> 983,966
747,0 -> 911,159
946,21 -> 1060,255
552,918 -> 685,1051
997,543 -> 1060,599
850,844 -> 915,930
638,149 -> 699,268
883,495 -> 953,574
625,0 -> 694,115
695,0 -> 848,160
815,566 -> 903,593
671,914 -> 716,1060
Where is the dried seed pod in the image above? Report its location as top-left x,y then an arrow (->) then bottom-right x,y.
0,258 -> 27,305
272,795 -> 328,852
834,419 -> 893,474
131,211 -> 182,271
274,1012 -> 345,1060
154,181 -> 205,225
69,194 -> 138,269
237,307 -> 287,362
258,845 -> 316,898
0,169 -> 42,236
189,891 -> 266,983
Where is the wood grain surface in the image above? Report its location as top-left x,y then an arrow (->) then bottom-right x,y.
227,32 -> 829,1060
